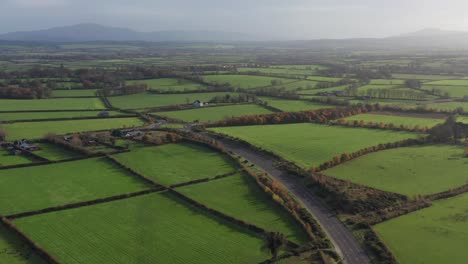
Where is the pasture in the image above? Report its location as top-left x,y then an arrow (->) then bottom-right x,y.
342,113 -> 445,128
424,102 -> 468,112
270,80 -> 320,91
0,158 -> 150,215
324,145 -> 468,196
0,149 -> 35,167
155,104 -> 272,122
108,92 -> 238,109
113,143 -> 237,186
237,67 -> 316,76
0,224 -> 46,264
0,98 -> 105,111
34,143 -> 82,161
14,192 -> 269,264
369,79 -> 406,85
298,85 -> 349,95
391,74 -> 461,81
127,78 -> 205,92
178,173 -> 309,243
0,111 -> 126,122
374,193 -> 468,264
259,97 -> 334,112
422,85 -> 468,98
52,89 -> 97,97
3,117 -> 144,140
202,75 -> 294,89
210,123 -> 418,168
424,79 -> 468,86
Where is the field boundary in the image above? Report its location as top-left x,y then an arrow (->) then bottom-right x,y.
170,170 -> 241,188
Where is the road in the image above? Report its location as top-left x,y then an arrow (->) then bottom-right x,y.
215,137 -> 372,264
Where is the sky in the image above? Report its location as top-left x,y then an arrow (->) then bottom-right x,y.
1,0 -> 468,39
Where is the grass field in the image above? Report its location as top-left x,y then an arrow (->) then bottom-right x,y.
0,149 -> 35,167
127,78 -> 206,91
203,75 -> 294,89
33,143 -> 82,161
271,64 -> 328,70
0,223 -> 46,264
374,193 -> 468,264
0,158 -> 150,215
306,76 -> 343,82
424,102 -> 468,112
178,173 -> 308,243
298,85 -> 349,95
0,111 -> 126,122
14,192 -> 269,264
424,79 -> 468,86
3,117 -> 144,140
259,97 -> 334,112
391,74 -> 461,81
155,104 -> 272,122
113,143 -> 237,186
210,123 -> 418,168
52,89 -> 97,97
342,113 -> 445,128
458,116 -> 468,123
357,84 -> 402,92
422,85 -> 468,98
324,145 -> 468,196
369,79 -> 406,85
237,67 -> 316,76
270,80 -> 320,91
0,98 -> 105,111
109,92 -> 238,109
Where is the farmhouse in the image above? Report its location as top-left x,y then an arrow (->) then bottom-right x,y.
15,139 -> 40,151
124,130 -> 144,138
98,111 -> 110,118
192,100 -> 208,108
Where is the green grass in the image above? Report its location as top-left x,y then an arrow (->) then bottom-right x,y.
271,64 -> 328,70
324,145 -> 468,196
237,67 -> 316,76
0,223 -> 46,264
0,111 -> 126,122
424,79 -> 468,86
178,173 -> 309,243
391,74 -> 461,81
4,117 -> 143,140
270,80 -> 320,91
210,123 -> 418,168
52,89 -> 97,97
0,149 -> 35,167
343,113 -> 445,128
374,193 -> 468,264
155,104 -> 272,122
424,102 -> 468,112
298,85 -> 349,95
422,85 -> 468,98
306,76 -> 343,82
127,78 -> 206,92
357,84 -> 402,92
458,116 -> 468,123
203,75 -> 294,89
259,97 -> 334,112
0,157 -> 150,215
0,98 -> 105,111
33,143 -> 82,161
113,143 -> 237,185
14,192 -> 269,264
108,92 -> 238,109
369,79 -> 405,85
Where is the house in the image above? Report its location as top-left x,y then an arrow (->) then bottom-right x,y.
192,100 -> 206,108
124,130 -> 144,138
15,139 -> 40,151
98,111 -> 110,118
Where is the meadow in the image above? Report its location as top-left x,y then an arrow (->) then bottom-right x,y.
259,97 -> 334,112
374,193 -> 468,264
210,123 -> 418,168
0,111 -> 126,122
0,158 -> 150,215
0,98 -> 105,111
424,79 -> 468,86
3,117 -> 144,140
270,80 -> 320,91
52,89 -> 98,97
0,149 -> 35,167
178,173 -> 309,243
424,101 -> 468,112
108,92 -> 238,109
202,75 -> 294,89
155,104 -> 272,122
270,64 -> 328,70
422,85 -> 468,98
0,224 -> 46,264
127,78 -> 205,92
113,143 -> 237,186
306,76 -> 343,82
324,145 -> 468,196
357,84 -> 402,92
369,79 -> 406,85
34,143 -> 82,161
237,67 -> 316,76
14,192 -> 269,264
342,113 -> 445,128
297,85 -> 349,95
391,74 -> 461,81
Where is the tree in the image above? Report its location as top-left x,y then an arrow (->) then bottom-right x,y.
263,232 -> 287,261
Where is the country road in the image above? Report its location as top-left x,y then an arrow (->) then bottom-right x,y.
214,137 -> 372,264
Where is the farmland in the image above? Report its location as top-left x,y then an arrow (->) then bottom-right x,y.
259,97 -> 334,112
113,143 -> 237,186
33,143 -> 82,161
0,149 -> 35,167
177,173 -> 309,243
14,192 -> 269,264
237,67 -> 316,76
127,78 -> 205,91
422,85 -> 468,98
324,145 -> 468,196
0,223 -> 46,264
155,104 -> 272,122
0,98 -> 105,111
0,158 -> 150,215
3,117 -> 144,140
52,89 -> 98,97
342,113 -> 445,128
374,193 -> 468,264
202,75 -> 294,89
210,123 -> 418,168
0,111 -> 126,122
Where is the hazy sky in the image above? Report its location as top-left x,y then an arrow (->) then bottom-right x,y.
1,0 -> 468,39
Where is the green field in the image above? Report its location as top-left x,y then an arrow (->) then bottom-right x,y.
422,85 -> 468,98
424,102 -> 468,112
306,76 -> 343,82
33,143 -> 82,161
155,104 -> 272,122
298,85 -> 349,95
127,78 -> 205,91
271,64 -> 328,70
0,158 -> 150,215
324,145 -> 468,196
3,117 -> 143,140
14,192 -> 269,264
374,193 -> 468,264
357,84 -> 402,92
0,111 -> 126,122
109,92 -> 238,109
178,173 -> 308,243
0,98 -> 105,111
0,149 -> 35,167
369,79 -> 405,85
113,143 -> 237,186
0,223 -> 46,264
391,74 -> 461,81
424,79 -> 468,86
210,123 -> 418,168
458,116 -> 468,123
52,89 -> 97,97
342,113 -> 445,128
203,75 -> 294,89
237,67 -> 316,76
270,80 -> 320,91
259,97 -> 334,112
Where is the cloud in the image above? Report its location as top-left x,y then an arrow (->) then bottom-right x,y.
9,0 -> 69,8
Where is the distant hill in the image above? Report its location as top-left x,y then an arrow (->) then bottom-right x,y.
0,23 -> 255,43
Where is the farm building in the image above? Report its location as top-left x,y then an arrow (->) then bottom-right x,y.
98,111 -> 110,118
192,100 -> 208,107
124,130 -> 144,138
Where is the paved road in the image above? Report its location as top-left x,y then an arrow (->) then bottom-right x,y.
216,138 -> 371,264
